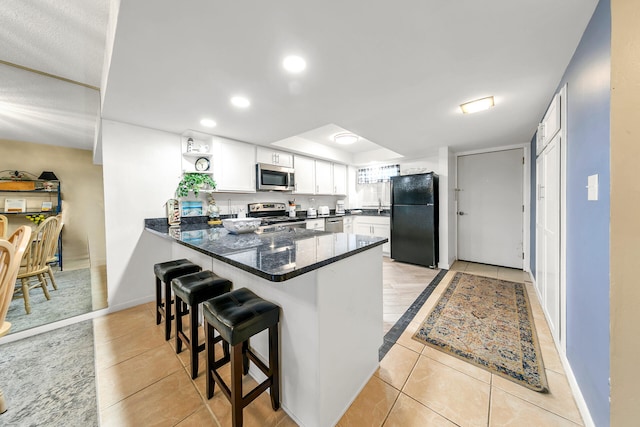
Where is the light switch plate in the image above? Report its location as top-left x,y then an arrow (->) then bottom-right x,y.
587,174 -> 598,201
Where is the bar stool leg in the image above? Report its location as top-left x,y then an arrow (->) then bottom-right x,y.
175,297 -> 184,353
231,342 -> 244,427
206,322 -> 215,399
189,302 -> 200,379
269,325 -> 280,410
164,279 -> 172,341
155,277 -> 162,325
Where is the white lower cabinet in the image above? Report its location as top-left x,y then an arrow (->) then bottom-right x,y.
343,216 -> 354,234
306,219 -> 325,231
353,216 -> 390,256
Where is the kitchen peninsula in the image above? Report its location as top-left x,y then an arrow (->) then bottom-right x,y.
144,219 -> 387,427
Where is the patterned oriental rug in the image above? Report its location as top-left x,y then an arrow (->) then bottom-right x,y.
413,272 -> 548,392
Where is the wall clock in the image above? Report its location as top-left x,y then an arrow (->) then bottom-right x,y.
195,157 -> 210,171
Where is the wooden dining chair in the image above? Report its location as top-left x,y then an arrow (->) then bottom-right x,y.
0,226 -> 32,336
0,226 -> 32,414
44,214 -> 63,291
13,216 -> 60,314
0,214 -> 7,239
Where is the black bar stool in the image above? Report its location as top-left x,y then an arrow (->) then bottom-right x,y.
153,259 -> 201,341
203,288 -> 280,427
172,270 -> 232,379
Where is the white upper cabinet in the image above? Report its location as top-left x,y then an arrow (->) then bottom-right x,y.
315,160 -> 333,195
537,93 -> 561,156
256,147 -> 294,168
211,137 -> 256,192
333,164 -> 347,195
293,155 -> 315,194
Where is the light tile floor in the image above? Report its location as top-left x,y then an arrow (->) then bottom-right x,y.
94,260 -> 584,426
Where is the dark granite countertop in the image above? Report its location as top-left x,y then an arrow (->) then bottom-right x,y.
144,220 -> 387,282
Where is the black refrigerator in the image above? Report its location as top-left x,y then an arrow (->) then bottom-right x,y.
390,173 -> 439,268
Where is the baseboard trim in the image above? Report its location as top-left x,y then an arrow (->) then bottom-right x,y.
528,271 -> 595,427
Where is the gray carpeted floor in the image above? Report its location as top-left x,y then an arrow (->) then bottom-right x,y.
6,268 -> 92,334
0,321 -> 98,426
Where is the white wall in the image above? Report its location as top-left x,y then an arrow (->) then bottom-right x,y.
102,120 -> 180,310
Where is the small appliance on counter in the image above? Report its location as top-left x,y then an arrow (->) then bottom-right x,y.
306,207 -> 317,218
335,200 -> 345,215
317,206 -> 330,217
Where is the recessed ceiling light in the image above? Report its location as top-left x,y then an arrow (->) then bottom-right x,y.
460,96 -> 495,114
200,118 -> 217,128
231,96 -> 250,108
334,132 -> 359,145
283,55 -> 306,73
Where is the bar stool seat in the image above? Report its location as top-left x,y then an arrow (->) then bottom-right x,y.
203,288 -> 280,427
172,270 -> 232,378
154,259 -> 201,340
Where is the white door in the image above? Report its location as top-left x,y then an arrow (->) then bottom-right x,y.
536,134 -> 561,339
457,149 -> 524,268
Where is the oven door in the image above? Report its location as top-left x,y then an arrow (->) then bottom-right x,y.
256,163 -> 295,191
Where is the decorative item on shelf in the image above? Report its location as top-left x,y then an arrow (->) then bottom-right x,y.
186,137 -> 194,152
165,198 -> 181,226
25,214 -> 47,226
175,173 -> 216,198
38,171 -> 59,191
4,199 -> 26,213
207,193 -> 221,225
195,157 -> 210,171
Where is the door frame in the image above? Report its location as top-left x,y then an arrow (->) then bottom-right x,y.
454,143 -> 530,272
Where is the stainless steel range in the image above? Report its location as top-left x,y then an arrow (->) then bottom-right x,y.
248,202 -> 306,233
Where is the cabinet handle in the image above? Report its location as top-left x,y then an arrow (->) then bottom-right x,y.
316,185 -> 319,193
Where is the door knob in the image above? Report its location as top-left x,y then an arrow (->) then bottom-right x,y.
458,211 -> 465,215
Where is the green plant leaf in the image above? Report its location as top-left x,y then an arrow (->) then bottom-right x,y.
175,173 -> 216,198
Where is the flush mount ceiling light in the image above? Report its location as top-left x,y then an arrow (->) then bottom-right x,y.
283,55 -> 306,73
231,96 -> 250,108
334,132 -> 359,145
200,118 -> 217,128
460,96 -> 495,114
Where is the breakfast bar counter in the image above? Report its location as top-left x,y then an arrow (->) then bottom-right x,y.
144,220 -> 387,427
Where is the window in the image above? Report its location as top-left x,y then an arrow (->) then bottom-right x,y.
357,164 -> 400,184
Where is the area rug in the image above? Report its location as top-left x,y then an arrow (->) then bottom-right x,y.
0,321 -> 98,425
413,272 -> 548,392
5,268 -> 93,334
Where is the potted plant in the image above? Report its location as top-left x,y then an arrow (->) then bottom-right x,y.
175,173 -> 216,197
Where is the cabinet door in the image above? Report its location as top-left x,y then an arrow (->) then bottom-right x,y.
306,219 -> 325,231
315,160 -> 333,195
256,147 -> 293,167
333,164 -> 347,195
372,222 -> 391,255
354,219 -> 372,236
294,156 -> 315,194
537,93 -> 560,155
213,138 -> 256,192
343,217 -> 354,234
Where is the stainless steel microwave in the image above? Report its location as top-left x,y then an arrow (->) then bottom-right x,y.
256,163 -> 295,191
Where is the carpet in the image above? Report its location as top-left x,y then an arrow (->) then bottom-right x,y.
6,268 -> 93,334
0,321 -> 98,426
413,272 -> 548,392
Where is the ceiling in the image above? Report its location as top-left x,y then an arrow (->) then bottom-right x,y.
2,0 -> 599,165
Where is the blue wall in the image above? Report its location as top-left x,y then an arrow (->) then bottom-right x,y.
531,1 -> 610,425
